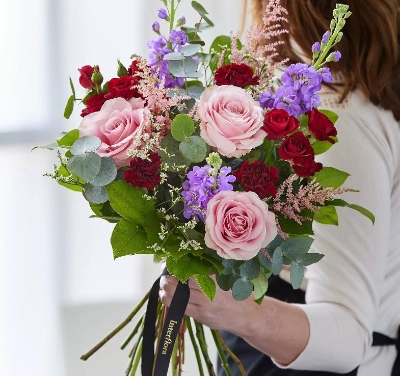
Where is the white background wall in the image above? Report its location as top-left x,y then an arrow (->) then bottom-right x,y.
0,1 -> 244,375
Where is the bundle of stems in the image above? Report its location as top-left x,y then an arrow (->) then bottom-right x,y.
80,289 -> 247,375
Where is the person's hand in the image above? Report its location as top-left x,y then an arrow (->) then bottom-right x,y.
159,275 -> 259,336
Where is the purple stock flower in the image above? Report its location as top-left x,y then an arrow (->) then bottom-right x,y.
152,21 -> 160,33
158,8 -> 167,20
320,67 -> 333,83
169,30 -> 188,47
182,165 -> 236,221
147,36 -> 170,65
322,31 -> 331,43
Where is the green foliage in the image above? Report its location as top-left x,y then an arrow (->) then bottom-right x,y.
158,135 -> 191,172
191,1 -> 214,26
271,247 -> 283,275
64,95 -> 74,119
179,135 -> 208,163
251,273 -> 269,300
68,152 -> 102,182
290,261 -> 305,289
314,205 -> 338,225
195,274 -> 216,301
70,135 -> 101,155
240,258 -> 260,280
314,167 -> 349,188
312,140 -> 335,155
168,57 -> 202,78
232,278 -> 253,301
83,183 -> 109,204
171,114 -> 195,141
280,236 -> 314,258
57,129 -> 79,148
276,212 -> 314,235
330,199 -> 375,224
319,109 -> 339,123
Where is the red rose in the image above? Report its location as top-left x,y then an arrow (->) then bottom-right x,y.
214,63 -> 259,88
127,60 -> 141,76
78,65 -> 96,89
307,108 -> 337,144
279,132 -> 323,177
105,76 -> 140,100
80,93 -> 107,117
233,160 -> 279,198
262,109 -> 300,140
124,153 -> 162,189
292,157 -> 323,177
279,132 -> 314,163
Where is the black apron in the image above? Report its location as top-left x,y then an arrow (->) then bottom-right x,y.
217,275 -> 400,376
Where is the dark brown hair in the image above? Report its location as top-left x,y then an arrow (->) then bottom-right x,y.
250,0 -> 400,120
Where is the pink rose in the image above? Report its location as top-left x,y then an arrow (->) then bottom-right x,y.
79,97 -> 147,167
198,85 -> 266,158
204,191 -> 277,260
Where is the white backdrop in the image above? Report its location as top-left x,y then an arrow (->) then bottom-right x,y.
0,1 -> 244,375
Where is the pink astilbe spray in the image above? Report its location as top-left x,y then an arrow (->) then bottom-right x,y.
231,0 -> 289,88
272,175 -> 359,225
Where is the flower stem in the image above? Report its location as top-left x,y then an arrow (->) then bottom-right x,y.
186,317 -> 205,376
211,330 -> 234,376
128,337 -> 143,376
80,289 -> 150,361
120,313 -> 145,350
195,321 -> 216,376
212,330 -> 247,376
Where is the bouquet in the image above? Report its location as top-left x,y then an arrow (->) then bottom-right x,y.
37,1 -> 374,375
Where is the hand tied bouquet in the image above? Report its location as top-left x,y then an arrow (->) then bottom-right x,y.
38,1 -> 374,375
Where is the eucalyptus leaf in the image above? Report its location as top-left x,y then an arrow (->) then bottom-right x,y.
171,114 -> 195,141
89,157 -> 117,187
258,252 -> 272,272
280,236 -> 314,258
70,136 -> 101,155
290,261 -> 305,289
68,152 -> 102,182
180,44 -> 201,56
195,274 -> 216,301
188,85 -> 205,100
314,167 -> 350,188
111,219 -> 149,259
168,57 -> 202,78
83,183 -> 109,204
216,273 -> 232,291
240,258 -> 260,280
163,52 -> 185,61
295,253 -> 324,266
251,273 -> 269,300
232,278 -> 253,301
271,247 -> 283,275
179,135 -> 208,163
159,135 -> 191,172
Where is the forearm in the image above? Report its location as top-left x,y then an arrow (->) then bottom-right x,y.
230,296 -> 310,366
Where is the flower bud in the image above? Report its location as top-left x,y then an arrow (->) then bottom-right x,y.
158,8 -> 168,20
321,31 -> 330,44
117,59 -> 127,77
335,32 -> 343,44
326,51 -> 341,62
91,66 -> 103,86
176,16 -> 186,27
312,42 -> 320,53
152,21 -> 161,33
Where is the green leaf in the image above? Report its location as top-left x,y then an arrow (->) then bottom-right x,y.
290,261 -> 305,289
266,234 -> 285,251
179,135 -> 208,163
195,274 -> 216,301
180,44 -> 201,56
83,183 -> 109,204
258,252 -> 272,272
295,253 -> 324,266
216,273 -> 232,291
312,140 -> 335,155
314,205 -> 338,225
221,259 -> 242,275
280,236 -> 314,258
166,254 -> 216,283
89,157 -> 117,187
70,136 -> 101,155
111,219 -> 148,259
69,76 -> 76,98
168,57 -> 201,78
106,180 -> 155,226
251,273 -> 269,300
319,109 -> 339,124
56,164 -> 84,192
90,201 -> 120,223
163,52 -> 185,61
347,204 -> 375,224
240,258 -> 260,280
271,247 -> 283,275
277,213 -> 314,235
232,278 -> 253,301
68,152 -> 102,181
64,95 -> 74,119
314,167 -> 350,188
158,135 -> 191,172
144,210 -> 162,246
191,1 -> 214,26
57,129 -> 80,148
209,35 -> 232,54
171,114 -> 195,141
201,254 -> 224,274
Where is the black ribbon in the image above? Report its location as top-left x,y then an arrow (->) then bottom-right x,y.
372,326 -> 400,376
141,268 -> 190,376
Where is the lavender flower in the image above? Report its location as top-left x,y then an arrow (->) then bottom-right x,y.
182,165 -> 236,221
158,8 -> 168,20
169,30 -> 189,47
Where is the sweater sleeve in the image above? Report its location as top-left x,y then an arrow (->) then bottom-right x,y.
273,106 -> 394,373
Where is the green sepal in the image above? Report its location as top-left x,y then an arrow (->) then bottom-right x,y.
194,274 -> 216,301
